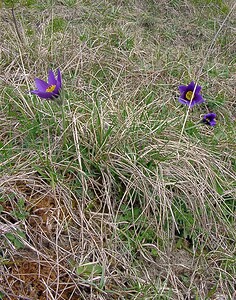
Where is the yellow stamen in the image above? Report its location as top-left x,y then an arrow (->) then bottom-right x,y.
186,91 -> 194,101
46,85 -> 56,92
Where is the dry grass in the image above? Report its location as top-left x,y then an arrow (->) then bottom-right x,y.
0,0 -> 236,299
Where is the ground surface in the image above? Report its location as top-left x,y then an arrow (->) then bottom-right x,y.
0,0 -> 236,299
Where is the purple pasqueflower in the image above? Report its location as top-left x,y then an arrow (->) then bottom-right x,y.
202,113 -> 216,126
178,81 -> 205,107
30,69 -> 62,99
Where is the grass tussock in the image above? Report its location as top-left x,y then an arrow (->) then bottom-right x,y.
0,0 -> 236,299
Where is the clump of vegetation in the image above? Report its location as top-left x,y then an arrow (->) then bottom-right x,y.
0,0 -> 235,299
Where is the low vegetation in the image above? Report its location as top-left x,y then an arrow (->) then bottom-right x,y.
0,0 -> 235,299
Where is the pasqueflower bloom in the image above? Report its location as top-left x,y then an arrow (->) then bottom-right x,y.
30,69 -> 62,99
178,81 -> 205,107
202,113 -> 216,126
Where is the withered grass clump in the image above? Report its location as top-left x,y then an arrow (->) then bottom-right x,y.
0,1 -> 235,299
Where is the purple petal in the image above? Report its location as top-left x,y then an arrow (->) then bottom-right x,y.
178,81 -> 202,95
31,90 -> 55,99
195,84 -> 202,94
35,78 -> 49,91
188,101 -> 197,108
187,81 -> 195,91
206,113 -> 216,119
48,69 -> 57,85
179,85 -> 187,93
30,89 -> 39,95
178,97 -> 189,105
210,120 -> 216,126
188,82 -> 202,94
193,94 -> 205,105
52,69 -> 62,95
53,83 -> 60,95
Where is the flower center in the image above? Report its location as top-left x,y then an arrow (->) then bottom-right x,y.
186,91 -> 194,101
46,85 -> 56,92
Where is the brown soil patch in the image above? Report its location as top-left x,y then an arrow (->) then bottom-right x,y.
2,258 -> 83,300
